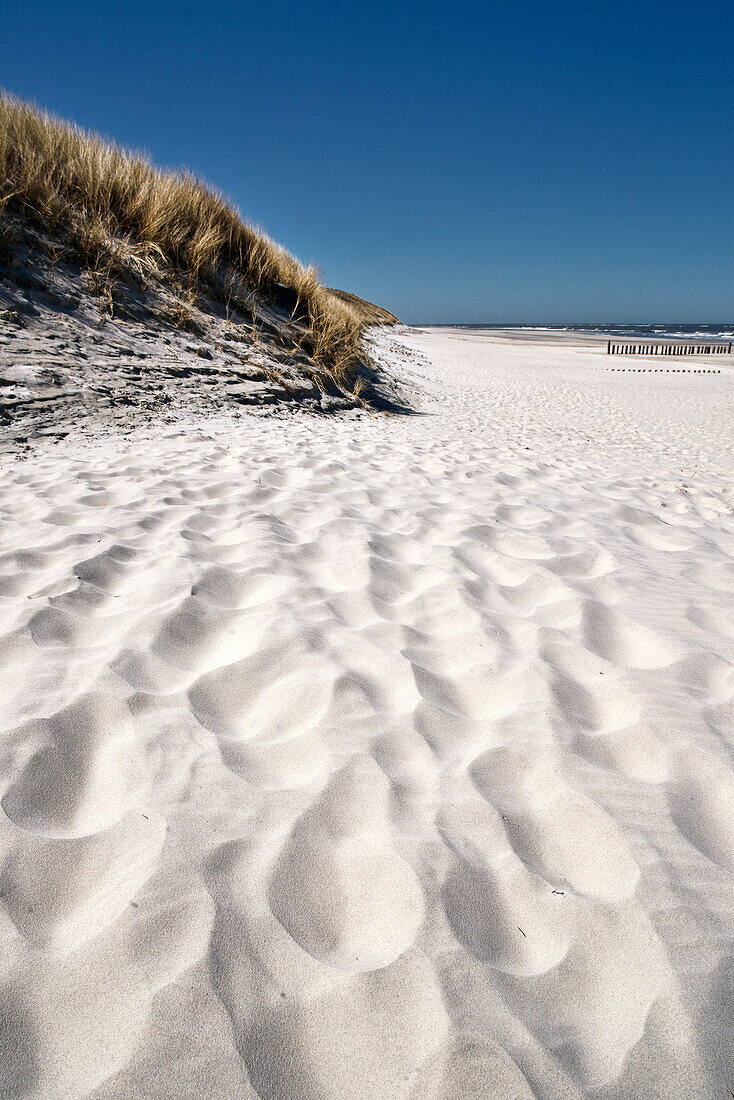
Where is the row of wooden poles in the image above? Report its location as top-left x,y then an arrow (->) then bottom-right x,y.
608,341 -> 732,356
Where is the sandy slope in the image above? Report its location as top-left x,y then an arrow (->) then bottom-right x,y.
0,327 -> 732,1098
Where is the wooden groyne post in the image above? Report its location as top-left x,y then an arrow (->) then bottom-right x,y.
607,340 -> 732,356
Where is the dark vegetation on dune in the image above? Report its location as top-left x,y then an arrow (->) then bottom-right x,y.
0,94 -> 399,411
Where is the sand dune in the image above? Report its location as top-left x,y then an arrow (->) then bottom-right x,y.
0,328 -> 732,1097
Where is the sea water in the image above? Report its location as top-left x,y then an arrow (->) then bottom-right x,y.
448,323 -> 734,342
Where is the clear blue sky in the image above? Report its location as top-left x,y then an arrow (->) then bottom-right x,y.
2,1 -> 732,322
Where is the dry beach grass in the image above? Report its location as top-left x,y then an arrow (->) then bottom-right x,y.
0,94 -> 373,388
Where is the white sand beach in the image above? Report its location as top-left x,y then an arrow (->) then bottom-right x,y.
0,327 -> 732,1098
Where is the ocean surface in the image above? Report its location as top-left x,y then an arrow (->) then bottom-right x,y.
445,323 -> 734,341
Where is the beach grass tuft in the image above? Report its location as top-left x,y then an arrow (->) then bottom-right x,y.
0,93 -> 378,386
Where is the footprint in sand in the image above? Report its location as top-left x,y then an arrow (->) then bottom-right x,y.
581,599 -> 680,668
687,603 -> 734,640
552,670 -> 641,731
669,650 -> 734,699
371,725 -> 439,825
188,639 -> 334,742
454,541 -> 534,586
411,660 -> 526,723
192,565 -> 294,609
243,952 -> 449,1100
439,800 -> 571,976
545,547 -> 617,579
404,584 -> 483,637
504,900 -> 679,1092
325,623 -> 420,714
667,747 -> 734,871
408,649 -> 529,766
551,670 -> 667,782
1,690 -> 144,836
88,982 -> 259,1099
614,504 -> 695,551
367,558 -> 446,607
0,809 -> 166,953
461,524 -> 554,561
147,596 -> 269,681
575,722 -> 668,783
268,756 -> 425,972
72,544 -> 145,595
0,571 -> 49,598
188,639 -> 334,787
497,572 -> 575,612
0,887 -> 214,1100
408,1037 -> 535,1100
470,747 -> 640,901
28,605 -> 123,648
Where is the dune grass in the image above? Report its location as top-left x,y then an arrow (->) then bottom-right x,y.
0,93 -> 367,384
325,288 -> 400,327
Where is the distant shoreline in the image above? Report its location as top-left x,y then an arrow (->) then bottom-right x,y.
410,323 -> 734,347
417,322 -> 734,337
